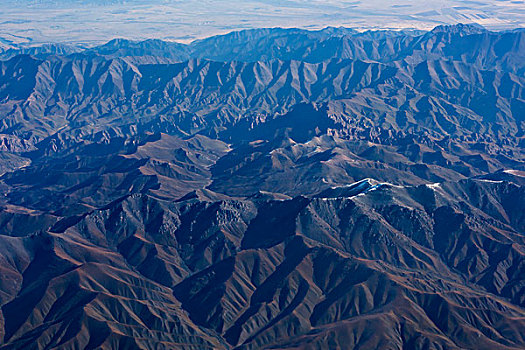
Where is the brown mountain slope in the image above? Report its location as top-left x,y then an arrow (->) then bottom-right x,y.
0,25 -> 524,349
1,178 -> 523,349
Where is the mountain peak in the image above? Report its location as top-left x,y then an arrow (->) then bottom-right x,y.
431,23 -> 488,35
315,178 -> 383,199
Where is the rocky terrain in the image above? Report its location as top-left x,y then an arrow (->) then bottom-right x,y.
0,25 -> 524,349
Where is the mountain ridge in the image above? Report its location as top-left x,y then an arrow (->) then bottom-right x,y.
2,24 -> 524,72
1,176 -> 524,349
0,24 -> 524,349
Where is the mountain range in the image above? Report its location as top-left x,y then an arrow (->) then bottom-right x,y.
0,24 -> 524,349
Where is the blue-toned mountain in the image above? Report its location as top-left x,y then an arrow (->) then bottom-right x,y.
0,25 -> 524,349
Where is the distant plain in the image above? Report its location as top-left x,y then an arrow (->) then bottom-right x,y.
1,0 -> 524,47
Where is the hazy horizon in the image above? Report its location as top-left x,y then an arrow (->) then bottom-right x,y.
1,0 -> 524,47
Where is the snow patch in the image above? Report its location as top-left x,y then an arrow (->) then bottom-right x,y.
475,179 -> 503,183
426,183 -> 441,189
503,169 -> 525,178
378,182 -> 405,189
